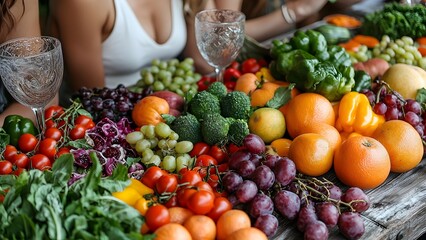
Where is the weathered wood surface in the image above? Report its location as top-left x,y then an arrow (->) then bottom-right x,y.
271,159 -> 426,239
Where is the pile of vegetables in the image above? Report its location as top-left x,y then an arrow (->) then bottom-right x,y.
361,3 -> 426,40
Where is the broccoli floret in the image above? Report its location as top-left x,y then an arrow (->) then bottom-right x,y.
189,91 -> 221,120
220,91 -> 251,120
201,113 -> 230,145
228,119 -> 250,146
207,81 -> 228,99
170,113 -> 202,144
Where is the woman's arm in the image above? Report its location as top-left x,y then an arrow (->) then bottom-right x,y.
49,0 -> 110,91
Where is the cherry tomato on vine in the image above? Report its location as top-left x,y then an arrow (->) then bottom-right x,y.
56,147 -> 71,158
38,138 -> 57,160
206,197 -> 233,222
30,154 -> 52,170
194,181 -> 214,193
177,188 -> 197,208
164,195 -> 178,208
44,127 -> 62,141
228,143 -> 241,154
241,58 -> 261,74
178,169 -> 202,186
208,145 -> 227,164
0,161 -> 13,175
13,167 -> 25,176
189,142 -> 210,158
229,61 -> 240,70
207,174 -> 219,189
224,81 -> 236,91
144,204 -> 170,231
141,166 -> 166,189
74,115 -> 95,129
3,145 -> 18,161
18,133 -> 38,153
69,124 -> 86,140
13,153 -> 29,168
155,174 -> 178,194
187,189 -> 215,215
197,76 -> 215,91
44,105 -> 64,119
195,154 -> 218,167
223,68 -> 241,83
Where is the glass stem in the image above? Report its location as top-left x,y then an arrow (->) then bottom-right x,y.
215,67 -> 225,83
32,107 -> 46,136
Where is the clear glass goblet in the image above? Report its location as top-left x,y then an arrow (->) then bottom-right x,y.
0,36 -> 63,134
195,9 -> 245,82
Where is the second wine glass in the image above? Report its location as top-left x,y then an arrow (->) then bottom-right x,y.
195,9 -> 245,82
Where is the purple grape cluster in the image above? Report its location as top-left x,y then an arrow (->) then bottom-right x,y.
362,82 -> 425,145
72,84 -> 152,122
222,133 -> 371,239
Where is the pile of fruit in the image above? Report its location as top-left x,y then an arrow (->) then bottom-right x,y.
2,3 -> 426,240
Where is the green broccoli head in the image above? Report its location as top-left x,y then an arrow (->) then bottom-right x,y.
201,113 -> 230,145
228,119 -> 250,146
207,81 -> 228,99
189,91 -> 221,120
170,113 -> 202,144
220,91 -> 251,120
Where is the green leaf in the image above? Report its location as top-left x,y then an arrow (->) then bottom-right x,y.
66,139 -> 92,149
161,114 -> 176,125
0,127 -> 10,148
265,84 -> 295,109
416,88 -> 426,112
6,213 -> 37,238
126,157 -> 142,166
81,151 -> 102,195
52,153 -> 74,188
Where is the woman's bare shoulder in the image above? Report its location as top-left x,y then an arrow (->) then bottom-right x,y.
51,0 -> 111,21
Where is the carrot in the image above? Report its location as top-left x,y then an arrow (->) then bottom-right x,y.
325,14 -> 361,28
417,37 -> 426,46
418,46 -> 426,57
339,39 -> 362,52
352,35 -> 380,48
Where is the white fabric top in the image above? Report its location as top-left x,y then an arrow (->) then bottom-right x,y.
102,0 -> 187,88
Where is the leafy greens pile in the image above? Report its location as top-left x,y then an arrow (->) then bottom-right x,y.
361,3 -> 426,40
0,153 -> 153,240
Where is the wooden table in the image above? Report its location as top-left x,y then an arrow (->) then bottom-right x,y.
271,159 -> 426,239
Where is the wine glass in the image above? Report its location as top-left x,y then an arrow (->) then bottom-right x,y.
195,9 -> 245,82
0,36 -> 63,134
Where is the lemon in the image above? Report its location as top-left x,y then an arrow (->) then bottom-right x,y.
248,107 -> 286,144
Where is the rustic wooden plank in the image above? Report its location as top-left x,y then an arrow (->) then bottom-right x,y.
271,160 -> 426,239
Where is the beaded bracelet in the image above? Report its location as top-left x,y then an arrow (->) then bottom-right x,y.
281,4 -> 296,24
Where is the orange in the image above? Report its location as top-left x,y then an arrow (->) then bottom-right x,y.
168,207 -> 194,224
283,93 -> 335,138
372,120 -> 423,173
288,133 -> 334,177
270,138 -> 292,157
298,122 -> 342,152
184,215 -> 216,240
216,209 -> 251,240
334,135 -> 390,189
225,227 -> 268,240
248,107 -> 286,144
154,223 -> 193,240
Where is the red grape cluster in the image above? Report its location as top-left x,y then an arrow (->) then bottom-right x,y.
222,134 -> 370,239
362,81 -> 425,142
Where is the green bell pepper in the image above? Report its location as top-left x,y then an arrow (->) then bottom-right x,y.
2,115 -> 37,146
352,70 -> 372,92
290,31 -> 310,52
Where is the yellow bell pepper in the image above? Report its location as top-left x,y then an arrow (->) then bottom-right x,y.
129,178 -> 154,196
255,67 -> 276,82
335,92 -> 385,136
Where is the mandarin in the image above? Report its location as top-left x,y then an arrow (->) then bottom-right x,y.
216,209 -> 251,240
225,227 -> 268,240
184,215 -> 216,240
154,223 -> 193,240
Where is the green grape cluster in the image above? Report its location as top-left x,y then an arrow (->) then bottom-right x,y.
125,123 -> 194,173
133,58 -> 201,96
349,45 -> 372,64
372,35 -> 426,68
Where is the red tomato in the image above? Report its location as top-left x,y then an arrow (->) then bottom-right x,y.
207,174 -> 219,189
241,58 -> 261,74
228,143 -> 241,154
155,174 -> 178,194
144,204 -> 170,231
217,163 -> 229,173
197,76 -> 215,91
229,61 -> 240,70
194,181 -> 214,193
13,153 -> 29,168
69,124 -> 86,140
56,147 -> 71,158
12,167 -> 25,176
44,127 -> 62,141
187,190 -> 215,215
207,197 -> 233,222
74,115 -> 95,129
224,81 -> 236,91
178,170 -> 202,186
208,145 -> 227,164
30,154 -> 52,170
45,119 -> 56,129
0,161 -> 13,175
195,154 -> 218,167
177,188 -> 197,208
141,166 -> 166,189
164,195 -> 178,208
38,138 -> 57,160
189,142 -> 210,158
18,133 -> 38,153
44,105 -> 64,119
3,145 -> 18,161
223,68 -> 242,83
